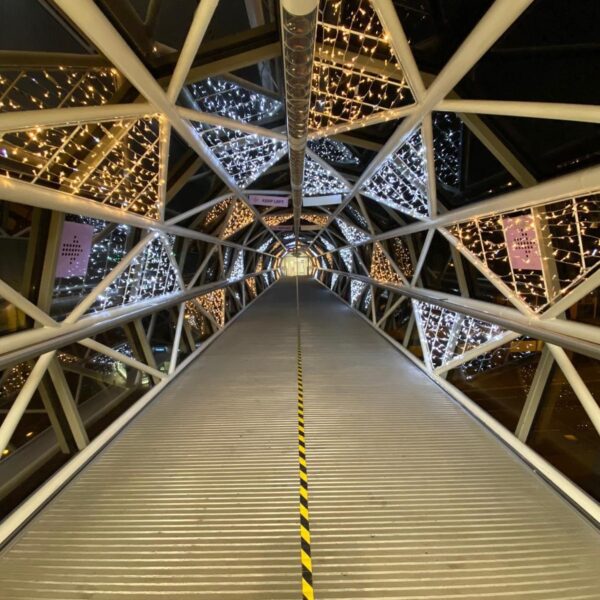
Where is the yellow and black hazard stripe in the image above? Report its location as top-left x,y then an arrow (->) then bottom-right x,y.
297,322 -> 314,600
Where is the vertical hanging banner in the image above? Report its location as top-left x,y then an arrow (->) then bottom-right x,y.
503,215 -> 543,270
56,221 -> 94,278
248,194 -> 289,208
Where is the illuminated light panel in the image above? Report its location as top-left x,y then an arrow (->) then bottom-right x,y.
350,279 -> 367,306
197,288 -> 226,327
0,67 -> 119,113
433,112 -> 463,188
330,272 -> 339,288
361,127 -> 429,219
93,235 -> 180,312
308,138 -> 359,166
87,342 -> 134,376
201,127 -> 288,189
414,300 -> 509,372
228,251 -> 244,282
188,77 -> 283,125
335,218 -> 370,244
449,193 -> 600,312
221,200 -> 255,239
0,116 -> 163,219
303,154 -> 349,197
370,242 -> 401,285
309,0 -> 414,133
339,247 -> 354,271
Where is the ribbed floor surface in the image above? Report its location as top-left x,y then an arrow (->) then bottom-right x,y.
0,279 -> 598,599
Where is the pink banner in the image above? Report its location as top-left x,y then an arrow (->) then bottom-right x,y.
503,215 -> 542,271
56,221 -> 94,278
249,194 -> 289,208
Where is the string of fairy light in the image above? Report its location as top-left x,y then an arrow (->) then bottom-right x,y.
197,289 -> 226,327
361,126 -> 429,219
308,138 -> 359,166
189,77 -> 287,189
0,67 -> 164,219
370,242 -> 401,285
1,116 -> 162,219
310,0 -> 414,133
94,235 -> 180,312
414,301 -> 507,372
335,218 -> 370,244
303,155 -> 349,197
188,77 -> 283,125
433,112 -> 462,189
221,200 -> 255,239
350,279 -> 367,305
0,67 -> 119,112
228,251 -> 245,282
449,192 -> 600,312
203,129 -> 287,189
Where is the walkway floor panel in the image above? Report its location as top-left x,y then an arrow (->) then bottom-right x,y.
0,279 -> 598,599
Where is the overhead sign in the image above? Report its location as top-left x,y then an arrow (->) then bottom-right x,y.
273,224 -> 294,231
56,221 -> 94,278
303,194 -> 343,207
503,215 -> 542,271
249,194 -> 289,208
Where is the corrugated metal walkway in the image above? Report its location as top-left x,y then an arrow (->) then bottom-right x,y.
0,278 -> 599,599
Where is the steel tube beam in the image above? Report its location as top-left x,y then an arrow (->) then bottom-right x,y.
0,103 -> 154,132
438,99 -> 600,124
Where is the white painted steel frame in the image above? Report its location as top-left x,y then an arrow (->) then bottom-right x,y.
0,0 -> 599,540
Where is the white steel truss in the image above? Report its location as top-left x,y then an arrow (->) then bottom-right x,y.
0,0 -> 600,542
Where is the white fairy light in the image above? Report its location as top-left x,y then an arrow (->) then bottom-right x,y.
93,235 -> 180,313
188,77 -> 283,125
339,247 -> 354,271
303,155 -> 349,197
361,127 -> 429,219
308,138 -> 359,166
228,251 -> 245,282
350,279 -> 366,306
335,218 -> 370,244
433,112 -> 462,188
